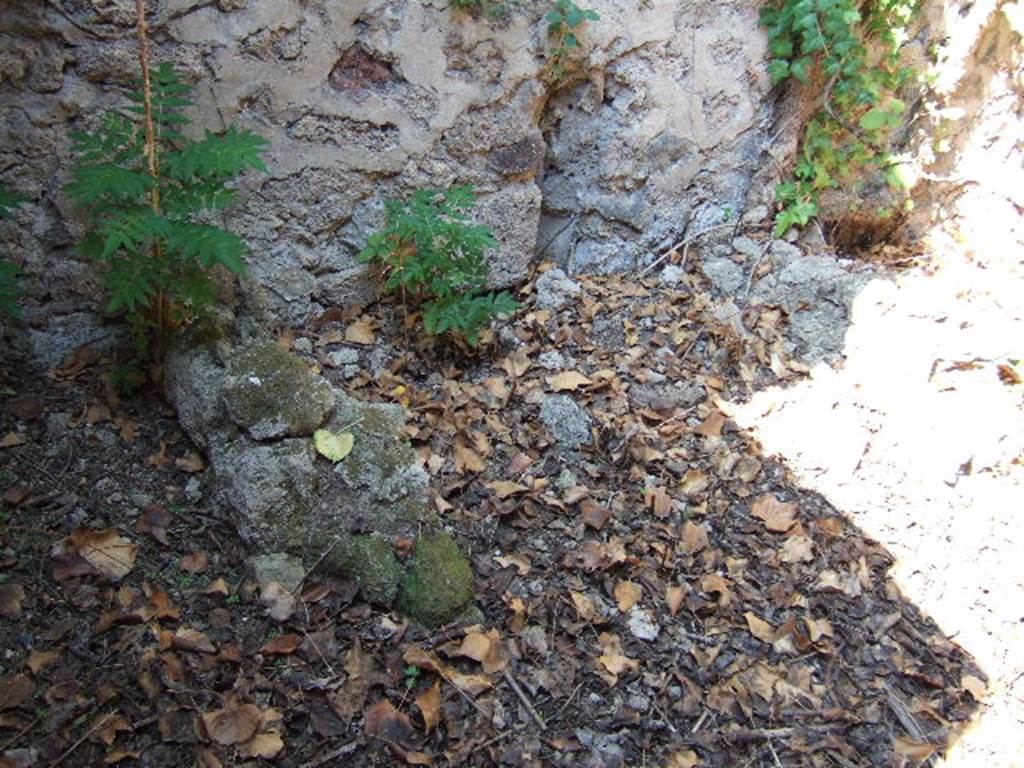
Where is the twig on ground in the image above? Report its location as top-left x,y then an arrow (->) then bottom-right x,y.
639,222 -> 741,277
300,740 -> 358,768
503,668 -> 546,730
291,539 -> 340,594
50,711 -> 117,767
742,240 -> 774,302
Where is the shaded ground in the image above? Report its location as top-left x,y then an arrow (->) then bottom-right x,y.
0,265 -> 987,767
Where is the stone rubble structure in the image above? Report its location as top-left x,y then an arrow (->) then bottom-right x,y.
165,329 -> 476,625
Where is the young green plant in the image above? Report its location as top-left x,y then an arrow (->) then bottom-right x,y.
65,1 -> 268,357
359,186 -> 518,347
546,0 -> 601,79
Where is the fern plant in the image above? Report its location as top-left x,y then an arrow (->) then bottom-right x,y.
66,61 -> 268,354
0,187 -> 25,318
762,0 -> 917,235
359,186 -> 518,347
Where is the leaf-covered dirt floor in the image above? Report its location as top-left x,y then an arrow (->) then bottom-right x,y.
0,265 -> 988,768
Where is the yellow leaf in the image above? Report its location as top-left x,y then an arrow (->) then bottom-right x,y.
546,371 -> 592,392
314,430 -> 355,462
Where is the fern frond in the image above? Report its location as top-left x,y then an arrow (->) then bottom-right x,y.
165,221 -> 247,274
66,164 -> 153,206
164,128 -> 270,181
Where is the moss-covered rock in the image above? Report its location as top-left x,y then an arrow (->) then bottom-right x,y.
327,534 -> 403,605
224,341 -> 334,440
396,534 -> 476,627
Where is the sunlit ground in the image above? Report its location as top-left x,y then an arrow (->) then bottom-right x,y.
725,91 -> 1024,764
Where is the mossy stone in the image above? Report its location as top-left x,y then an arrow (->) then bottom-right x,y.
326,534 -> 403,605
396,534 -> 476,627
224,341 -> 334,440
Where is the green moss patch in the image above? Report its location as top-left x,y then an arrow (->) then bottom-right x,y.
396,533 -> 476,627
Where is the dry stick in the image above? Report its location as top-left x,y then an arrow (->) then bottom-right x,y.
290,538 -> 340,595
639,222 -> 743,277
0,714 -> 42,752
767,739 -> 785,768
502,668 -> 546,730
742,239 -> 774,302
300,740 -> 359,768
50,711 -> 117,767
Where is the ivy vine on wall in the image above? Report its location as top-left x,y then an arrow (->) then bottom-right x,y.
761,0 -> 919,235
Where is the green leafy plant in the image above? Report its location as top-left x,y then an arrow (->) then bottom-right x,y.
761,0 -> 918,235
0,187 -> 25,318
546,0 -> 601,79
66,7 -> 268,357
359,186 -> 518,347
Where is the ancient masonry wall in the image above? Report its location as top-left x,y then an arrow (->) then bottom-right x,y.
0,0 -> 774,364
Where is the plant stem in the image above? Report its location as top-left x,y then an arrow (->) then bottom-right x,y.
135,0 -> 167,358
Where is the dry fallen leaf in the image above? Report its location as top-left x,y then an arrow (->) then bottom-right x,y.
26,649 -> 61,674
694,411 -> 725,438
570,591 -> 608,625
580,499 -> 612,530
415,683 -> 441,734
666,585 -> 687,617
135,504 -> 173,546
666,749 -> 700,768
613,580 -> 643,612
0,432 -> 27,449
180,551 -> 208,574
346,320 -> 377,345
172,627 -> 217,654
546,371 -> 592,392
175,451 -> 205,474
744,612 -> 776,644
453,437 -> 486,474
261,633 -> 303,655
455,629 -> 509,674
241,731 -> 285,759
486,480 -> 529,499
779,534 -> 814,563
260,580 -> 296,622
203,704 -> 262,745
681,521 -> 709,554
403,647 -> 493,697
67,528 -> 138,581
364,698 -> 412,743
750,494 -> 797,533
0,583 -> 25,619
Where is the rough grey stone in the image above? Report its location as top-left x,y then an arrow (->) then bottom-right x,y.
540,395 -> 592,449
628,381 -> 705,412
770,239 -> 803,263
535,268 -> 582,310
249,552 -> 307,591
326,348 -> 360,367
751,254 -> 872,364
223,341 -> 335,440
702,257 -> 746,295
731,236 -> 764,261
489,133 -> 546,180
627,608 -> 660,641
659,264 -> 687,286
538,350 -> 568,370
